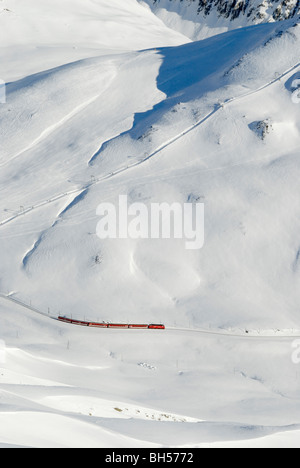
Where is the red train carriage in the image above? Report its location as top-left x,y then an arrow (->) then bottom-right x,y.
58,317 -> 89,326
71,319 -> 89,326
108,323 -> 129,329
58,316 -> 73,324
128,324 -> 149,329
89,322 -> 109,328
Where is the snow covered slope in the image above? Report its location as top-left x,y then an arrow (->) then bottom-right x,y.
2,18 -> 299,328
140,0 -> 300,39
1,0 -> 300,448
0,0 -> 188,81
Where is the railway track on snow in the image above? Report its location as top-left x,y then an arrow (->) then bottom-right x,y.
1,292 -> 300,340
1,61 -> 299,230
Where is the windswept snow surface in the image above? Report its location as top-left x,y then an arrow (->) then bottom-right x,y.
1,0 -> 300,448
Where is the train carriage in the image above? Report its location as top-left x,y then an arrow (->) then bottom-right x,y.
71,319 -> 89,326
89,322 -> 109,328
108,323 -> 129,329
128,324 -> 149,329
58,316 -> 73,324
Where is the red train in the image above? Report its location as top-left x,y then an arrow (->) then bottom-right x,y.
58,316 -> 165,330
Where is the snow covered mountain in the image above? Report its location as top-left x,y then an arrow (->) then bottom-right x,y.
141,0 -> 300,39
1,0 -> 300,449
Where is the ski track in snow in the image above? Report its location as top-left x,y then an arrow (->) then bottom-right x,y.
1,60 -> 299,230
0,94 -> 104,170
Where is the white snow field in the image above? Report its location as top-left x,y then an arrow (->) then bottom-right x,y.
1,0 -> 300,448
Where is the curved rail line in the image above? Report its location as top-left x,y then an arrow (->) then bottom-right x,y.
1,61 -> 299,229
1,293 -> 300,340
58,316 -> 165,329
1,63 -> 300,340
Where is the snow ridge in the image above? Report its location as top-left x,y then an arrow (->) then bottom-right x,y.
141,0 -> 300,39
149,0 -> 300,22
